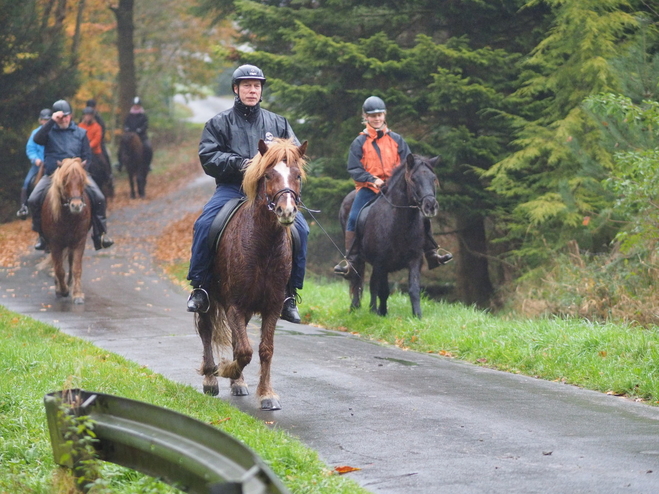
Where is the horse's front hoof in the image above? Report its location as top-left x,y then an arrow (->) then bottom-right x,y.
260,398 -> 281,411
56,291 -> 69,298
231,384 -> 249,396
203,384 -> 219,396
73,296 -> 85,305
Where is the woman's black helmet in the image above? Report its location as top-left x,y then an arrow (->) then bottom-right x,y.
52,99 -> 72,115
362,96 -> 386,114
39,108 -> 52,120
231,64 -> 266,89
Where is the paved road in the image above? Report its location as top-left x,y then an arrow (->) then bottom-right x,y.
3,165 -> 659,493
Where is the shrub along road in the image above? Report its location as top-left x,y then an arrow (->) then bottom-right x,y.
2,172 -> 659,493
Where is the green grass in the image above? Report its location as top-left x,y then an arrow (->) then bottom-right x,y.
0,306 -> 368,493
295,276 -> 659,403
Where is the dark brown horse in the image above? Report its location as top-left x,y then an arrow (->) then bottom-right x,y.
196,138 -> 307,411
88,151 -> 114,200
119,131 -> 148,198
42,158 -> 92,304
339,153 -> 440,318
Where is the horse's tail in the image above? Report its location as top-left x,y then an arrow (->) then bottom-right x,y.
195,303 -> 232,363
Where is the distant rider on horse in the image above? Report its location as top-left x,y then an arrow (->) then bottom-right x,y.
333,96 -> 452,277
28,99 -> 114,251
186,64 -> 309,324
121,96 -> 153,171
17,108 -> 51,220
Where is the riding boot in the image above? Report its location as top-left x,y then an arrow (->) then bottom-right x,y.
87,182 -> 114,250
423,218 -> 452,269
334,230 -> 359,276
280,285 -> 301,324
34,235 -> 48,251
187,286 -> 210,313
16,188 -> 28,219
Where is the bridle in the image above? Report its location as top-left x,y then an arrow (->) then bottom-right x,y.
266,187 -> 300,211
379,164 -> 436,210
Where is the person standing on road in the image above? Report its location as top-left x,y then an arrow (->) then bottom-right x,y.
28,99 -> 114,251
186,64 -> 308,324
333,96 -> 452,277
17,108 -> 52,220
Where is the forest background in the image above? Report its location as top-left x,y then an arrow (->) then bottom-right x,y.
2,0 -> 659,325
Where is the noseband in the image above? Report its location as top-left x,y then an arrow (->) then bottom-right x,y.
266,188 -> 300,211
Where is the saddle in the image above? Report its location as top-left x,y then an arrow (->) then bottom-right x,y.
207,197 -> 302,256
354,194 -> 381,243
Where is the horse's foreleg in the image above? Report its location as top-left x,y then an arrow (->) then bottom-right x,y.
408,258 -> 423,318
128,173 -> 136,199
70,245 -> 85,305
219,309 -> 252,382
349,258 -> 365,311
369,267 -> 387,315
51,248 -> 69,298
257,312 -> 281,411
378,271 -> 390,316
196,311 -> 219,396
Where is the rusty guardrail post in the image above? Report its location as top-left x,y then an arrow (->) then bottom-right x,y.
44,389 -> 291,494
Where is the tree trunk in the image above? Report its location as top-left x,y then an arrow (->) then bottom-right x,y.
71,0 -> 86,65
110,0 -> 136,125
455,213 -> 493,308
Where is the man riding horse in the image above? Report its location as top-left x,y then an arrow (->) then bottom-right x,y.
28,99 -> 113,251
333,96 -> 452,277
186,64 -> 309,324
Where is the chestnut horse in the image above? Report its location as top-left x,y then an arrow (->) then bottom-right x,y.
196,138 -> 307,411
339,153 -> 441,318
42,158 -> 92,304
119,131 -> 148,198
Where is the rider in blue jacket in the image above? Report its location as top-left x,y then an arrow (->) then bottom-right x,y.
186,65 -> 308,323
17,109 -> 51,219
28,99 -> 114,251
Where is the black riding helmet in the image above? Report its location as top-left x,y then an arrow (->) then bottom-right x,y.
231,64 -> 267,89
52,99 -> 72,115
362,96 -> 386,114
39,108 -> 52,120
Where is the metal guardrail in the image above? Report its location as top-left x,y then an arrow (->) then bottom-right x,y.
44,389 -> 291,494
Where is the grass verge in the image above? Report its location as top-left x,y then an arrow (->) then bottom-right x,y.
0,305 -> 368,493
293,276 -> 659,404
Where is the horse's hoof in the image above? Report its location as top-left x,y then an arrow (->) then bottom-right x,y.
260,398 -> 281,411
73,297 -> 85,305
56,291 -> 69,298
203,384 -> 219,396
231,384 -> 249,396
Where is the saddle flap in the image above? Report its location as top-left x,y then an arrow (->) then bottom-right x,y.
354,194 -> 380,242
207,197 -> 247,252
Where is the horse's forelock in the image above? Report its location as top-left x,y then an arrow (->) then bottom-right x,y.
243,139 -> 307,204
48,158 -> 89,220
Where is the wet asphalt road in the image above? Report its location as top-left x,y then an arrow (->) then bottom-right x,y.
3,167 -> 659,493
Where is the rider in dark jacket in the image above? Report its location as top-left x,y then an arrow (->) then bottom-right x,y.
187,64 -> 308,323
28,99 -> 114,251
122,97 -> 153,170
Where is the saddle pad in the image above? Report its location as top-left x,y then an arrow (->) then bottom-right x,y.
207,197 -> 247,252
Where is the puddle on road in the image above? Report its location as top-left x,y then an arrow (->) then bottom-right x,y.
374,356 -> 418,367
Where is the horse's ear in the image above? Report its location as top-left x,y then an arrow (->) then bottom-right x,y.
406,153 -> 416,169
56,160 -> 63,167
258,139 -> 269,156
298,140 -> 308,157
428,156 -> 442,169
81,160 -> 87,168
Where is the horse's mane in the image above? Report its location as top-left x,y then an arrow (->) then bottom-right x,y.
384,155 -> 433,194
243,139 -> 307,206
47,158 -> 89,221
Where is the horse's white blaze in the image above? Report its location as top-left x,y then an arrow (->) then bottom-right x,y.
273,161 -> 296,214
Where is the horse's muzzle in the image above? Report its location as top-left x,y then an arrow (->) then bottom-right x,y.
421,197 -> 439,218
67,198 -> 86,214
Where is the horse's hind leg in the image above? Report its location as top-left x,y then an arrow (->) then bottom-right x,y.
196,312 -> 219,395
128,173 -> 136,199
349,258 -> 365,311
257,312 -> 281,411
